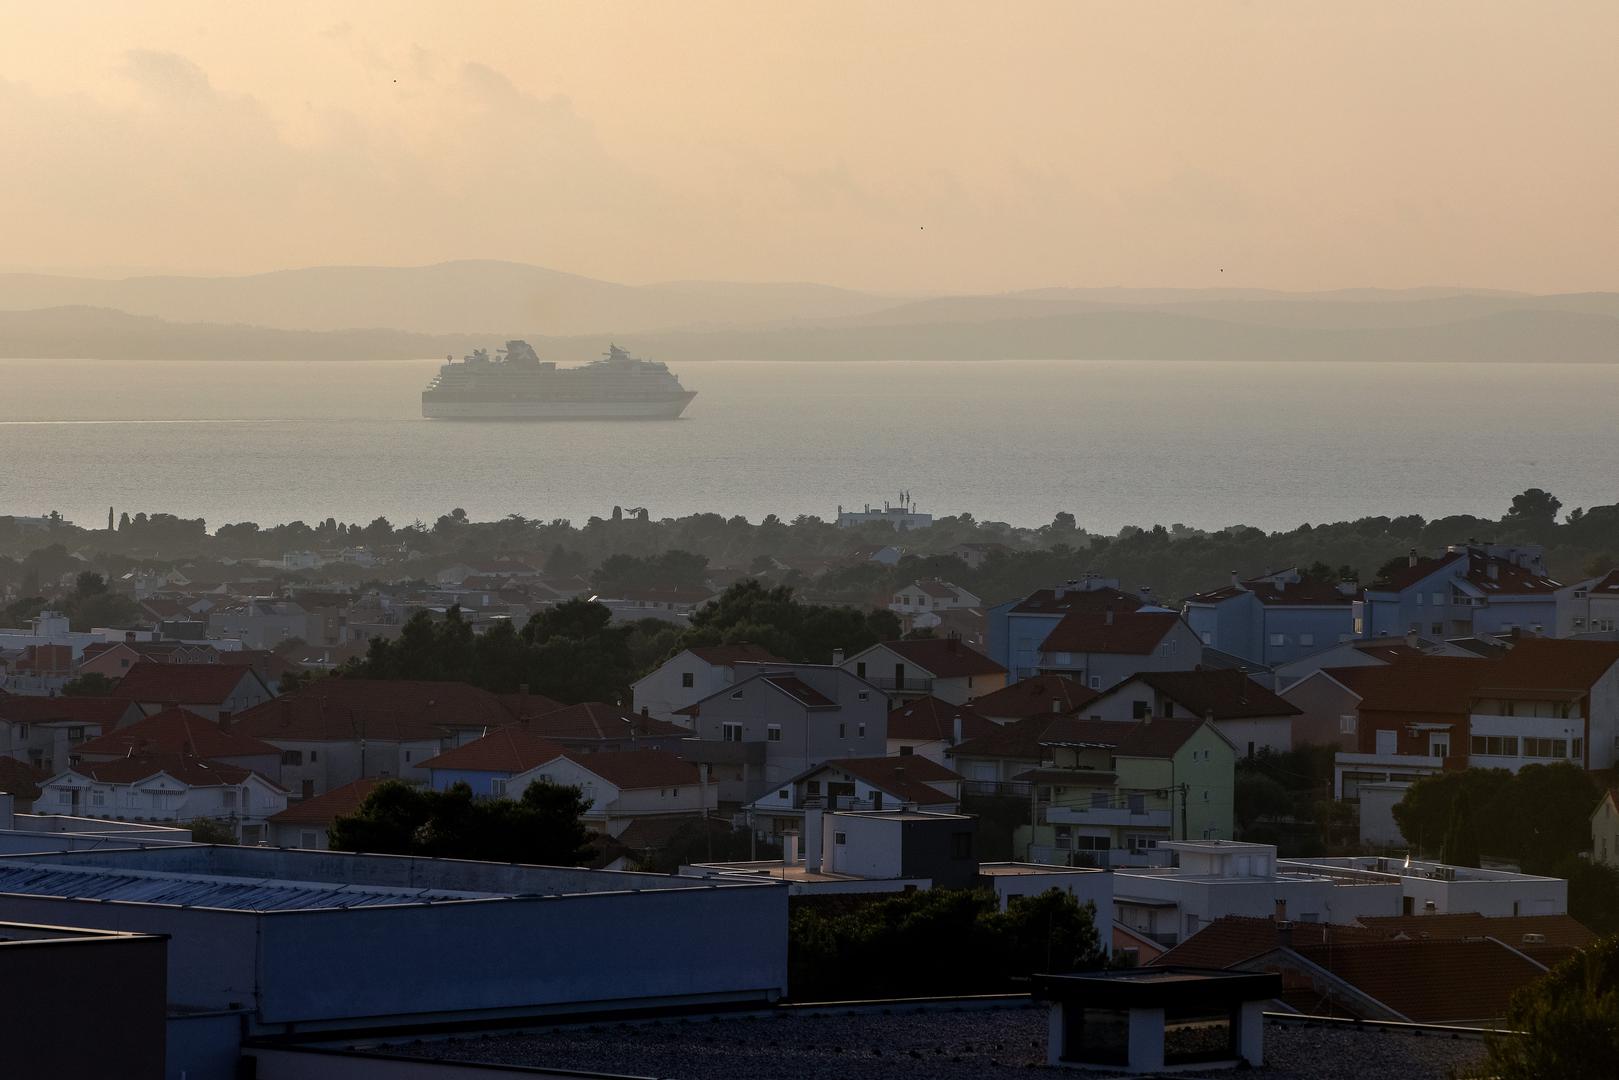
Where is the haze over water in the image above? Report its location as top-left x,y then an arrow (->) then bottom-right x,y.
4,357 -> 1615,535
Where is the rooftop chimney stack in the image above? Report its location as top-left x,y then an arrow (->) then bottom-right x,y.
832,648 -> 845,665
1230,570 -> 1240,588
1408,549 -> 1419,568
1052,698 -> 1062,714
218,710 -> 232,732
804,806 -> 825,872
1105,606 -> 1115,626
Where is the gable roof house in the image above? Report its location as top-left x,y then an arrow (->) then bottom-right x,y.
418,727 -> 571,797
0,696 -> 145,774
885,696 -> 997,765
232,678 -> 518,800
1081,669 -> 1302,756
519,702 -> 691,752
678,664 -> 888,804
746,755 -> 965,836
631,643 -> 785,723
967,674 -> 1101,723
508,749 -> 715,838
986,577 -> 1146,683
70,707 -> 282,780
839,636 -> 1007,704
1034,609 -> 1202,692
1360,543 -> 1564,642
1182,568 -> 1357,668
266,778 -> 382,850
111,663 -> 274,722
39,752 -> 287,843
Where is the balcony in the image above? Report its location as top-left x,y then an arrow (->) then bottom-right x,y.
1046,804 -> 1172,829
863,675 -> 934,693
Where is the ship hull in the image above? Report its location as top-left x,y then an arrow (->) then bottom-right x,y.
422,392 -> 696,420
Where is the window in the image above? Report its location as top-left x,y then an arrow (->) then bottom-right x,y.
68,727 -> 85,743
1126,834 -> 1158,853
1127,793 -> 1145,814
300,831 -> 318,848
1573,738 -> 1584,760
1131,700 -> 1150,720
681,672 -> 694,688
834,832 -> 847,845
1432,592 -> 1446,607
1269,634 -> 1286,647
1339,714 -> 1357,735
403,750 -> 412,762
14,723 -> 27,739
1431,623 -> 1443,636
778,789 -> 790,800
856,662 -> 867,677
766,724 -> 782,742
1524,737 -> 1570,759
807,780 -> 821,795
1090,791 -> 1109,808
730,689 -> 744,699
1415,593 -> 1423,606
91,791 -> 105,807
491,778 -> 508,797
1053,824 -> 1072,850
281,750 -> 303,766
899,745 -> 914,756
57,790 -> 72,806
722,722 -> 744,743
857,723 -> 866,738
857,692 -> 869,701
1200,631 -> 1213,645
1470,735 -> 1520,757
1089,676 -> 1101,690
309,750 -> 318,763
1055,651 -> 1073,666
1299,634 -> 1314,647
838,723 -> 846,738
222,789 -> 237,809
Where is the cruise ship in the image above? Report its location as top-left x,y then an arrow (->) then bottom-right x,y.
421,342 -> 697,420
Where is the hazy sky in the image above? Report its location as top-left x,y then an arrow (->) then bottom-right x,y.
3,2 -> 1616,293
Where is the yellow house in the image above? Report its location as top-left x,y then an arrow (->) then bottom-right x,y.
1010,716 -> 1236,864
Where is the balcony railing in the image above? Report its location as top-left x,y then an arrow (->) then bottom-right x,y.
863,675 -> 934,692
963,779 -> 1033,799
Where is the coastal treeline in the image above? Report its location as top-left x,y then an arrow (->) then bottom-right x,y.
1,489 -> 1614,606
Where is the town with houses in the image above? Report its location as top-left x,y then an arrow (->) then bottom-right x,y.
3,506 -> 1618,1078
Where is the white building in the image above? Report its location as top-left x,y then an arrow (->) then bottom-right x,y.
508,750 -> 718,838
631,643 -> 784,723
835,495 -> 932,531
37,752 -> 288,843
840,636 -> 1007,704
889,579 -> 981,619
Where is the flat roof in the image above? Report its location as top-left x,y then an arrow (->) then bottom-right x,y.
977,862 -> 1104,877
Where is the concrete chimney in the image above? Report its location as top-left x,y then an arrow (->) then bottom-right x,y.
804,806 -> 825,872
1104,606 -> 1114,626
218,710 -> 232,733
831,648 -> 845,665
1230,570 -> 1240,588
1408,549 -> 1419,568
1052,699 -> 1063,714
952,714 -> 963,745
1274,898 -> 1287,922
1405,629 -> 1420,649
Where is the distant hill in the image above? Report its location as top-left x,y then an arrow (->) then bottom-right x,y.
4,303 -> 1617,366
0,260 -> 902,337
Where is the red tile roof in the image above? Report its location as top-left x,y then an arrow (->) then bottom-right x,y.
111,663 -> 265,705
417,727 -> 569,773
968,675 -> 1100,720
1039,611 -> 1185,655
1012,586 -> 1145,615
268,778 -> 383,827
72,707 -> 279,760
951,714 -> 1063,761
1588,569 -> 1619,594
870,638 -> 1005,679
233,678 -> 515,742
820,756 -> 962,805
684,643 -> 785,667
1482,638 -> 1619,694
1323,657 -> 1498,717
0,757 -> 46,802
1154,917 -> 1387,969
1292,938 -> 1546,1024
1357,912 -> 1596,949
887,696 -> 997,742
0,696 -> 138,727
1372,548 -> 1562,596
69,752 -> 272,789
1369,550 -> 1467,592
525,702 -> 688,742
1040,716 -> 1211,758
1121,669 -> 1301,721
1188,574 -> 1355,607
555,748 -> 700,790
495,689 -> 568,718
761,675 -> 838,709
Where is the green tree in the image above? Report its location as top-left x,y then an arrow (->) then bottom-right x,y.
1465,937 -> 1619,1080
1442,787 -> 1481,868
185,818 -> 240,844
1506,487 -> 1564,527
61,672 -> 118,697
1234,773 -> 1292,835
328,779 -> 594,865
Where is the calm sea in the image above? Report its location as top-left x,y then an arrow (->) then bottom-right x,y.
1,358 -> 1615,535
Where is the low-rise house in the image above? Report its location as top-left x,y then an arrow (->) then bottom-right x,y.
745,756 -> 965,838
1033,609 -> 1202,692
889,579 -> 980,620
70,707 -> 281,780
967,674 -> 1100,723
886,696 -> 997,764
678,663 -> 888,803
39,752 -> 287,843
1010,717 -> 1237,864
266,777 -> 381,850
1182,569 -> 1357,668
631,643 -> 784,723
509,749 -> 715,838
986,577 -> 1145,682
77,640 -> 218,680
111,663 -> 274,721
0,696 -> 145,773
1561,568 -> 1619,635
419,727 -> 570,797
232,678 -> 518,799
522,702 -> 691,753
950,542 -> 1011,569
840,636 -> 1007,704
1080,669 -> 1302,757
206,598 -> 321,650
1359,543 -> 1563,640
1273,633 -> 1490,690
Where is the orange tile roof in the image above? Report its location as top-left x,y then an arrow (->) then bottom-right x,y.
73,707 -> 280,760
887,696 -> 997,742
111,663 -> 265,705
872,638 -> 1005,679
820,756 -> 962,805
418,727 -> 569,773
555,749 -> 701,790
233,678 -> 515,742
1039,611 -> 1185,655
968,675 -> 1099,719
525,702 -> 688,742
69,752 -> 272,789
1292,938 -> 1546,1024
268,778 -> 383,827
